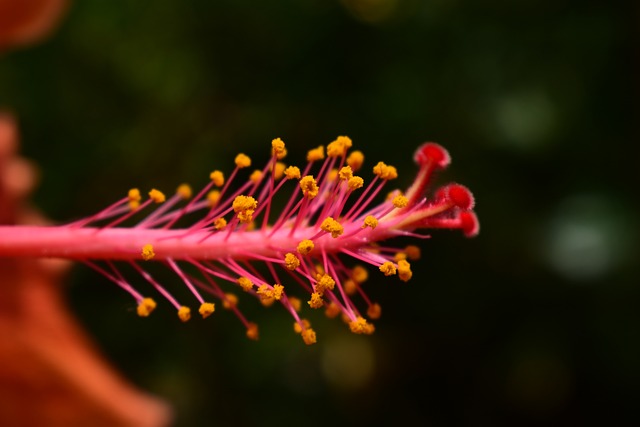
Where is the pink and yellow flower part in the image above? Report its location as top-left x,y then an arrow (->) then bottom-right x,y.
0,136 -> 479,344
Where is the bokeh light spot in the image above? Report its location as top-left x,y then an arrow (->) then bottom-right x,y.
494,90 -> 556,151
543,194 -> 632,282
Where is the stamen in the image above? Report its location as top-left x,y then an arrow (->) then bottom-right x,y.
0,136 -> 478,344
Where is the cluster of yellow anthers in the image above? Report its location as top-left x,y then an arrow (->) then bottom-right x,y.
0,136 -> 479,345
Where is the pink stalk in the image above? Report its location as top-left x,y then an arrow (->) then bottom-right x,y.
0,137 -> 479,345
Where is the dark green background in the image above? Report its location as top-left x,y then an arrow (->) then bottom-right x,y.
1,1 -> 638,426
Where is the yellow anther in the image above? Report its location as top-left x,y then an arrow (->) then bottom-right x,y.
289,296 -> 302,312
293,318 -> 311,334
149,188 -> 166,203
272,137 -> 286,154
235,153 -> 251,168
367,303 -> 382,320
347,150 -> 364,171
273,162 -> 286,180
284,165 -> 301,180
177,184 -> 192,200
349,316 -> 375,335
362,215 -> 378,229
343,279 -> 357,295
128,188 -> 141,202
387,166 -> 398,180
299,175 -> 319,199
379,261 -> 397,276
237,276 -> 253,292
324,301 -> 341,318
397,259 -> 412,282
272,284 -> 284,300
210,170 -> 224,187
349,316 -> 368,334
178,306 -> 191,322
372,162 -> 398,180
320,217 -> 344,238
308,292 -> 324,309
232,195 -> 258,223
237,210 -> 255,223
339,165 -> 353,181
253,284 -> 282,304
351,265 -> 369,283
327,136 -> 352,157
141,244 -> 155,261
246,323 -> 259,340
297,239 -> 314,255
199,302 -> 215,318
393,195 -> 408,208
405,245 -> 421,260
348,176 -> 364,190
136,297 -> 156,317
232,196 -> 258,213
207,190 -> 221,206
327,168 -> 339,182
213,217 -> 227,230
301,328 -> 317,345
315,273 -> 336,294
307,145 -> 325,162
250,169 -> 263,184
222,293 -> 238,309
326,143 -> 344,158
271,137 -> 287,159
338,135 -> 353,148
128,188 -> 141,210
256,284 -> 273,302
284,253 -> 300,271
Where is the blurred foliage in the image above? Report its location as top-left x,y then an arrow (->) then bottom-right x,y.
1,0 -> 638,426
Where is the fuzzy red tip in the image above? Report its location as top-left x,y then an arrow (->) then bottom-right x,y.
459,211 -> 480,238
413,142 -> 451,169
444,184 -> 475,210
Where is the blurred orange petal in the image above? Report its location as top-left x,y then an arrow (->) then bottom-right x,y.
0,114 -> 172,427
0,0 -> 69,50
